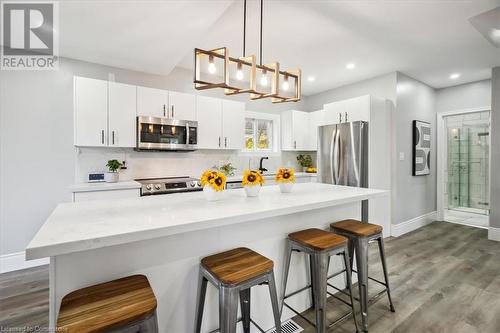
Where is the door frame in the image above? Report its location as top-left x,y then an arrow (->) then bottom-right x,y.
436,106 -> 491,222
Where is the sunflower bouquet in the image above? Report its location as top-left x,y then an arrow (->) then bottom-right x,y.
201,170 -> 226,201
275,168 -> 296,183
275,168 -> 295,193
242,170 -> 265,197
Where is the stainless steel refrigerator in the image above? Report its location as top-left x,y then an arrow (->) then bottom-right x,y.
317,121 -> 369,220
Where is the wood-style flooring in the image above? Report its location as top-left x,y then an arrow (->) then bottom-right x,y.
1,221 -> 499,332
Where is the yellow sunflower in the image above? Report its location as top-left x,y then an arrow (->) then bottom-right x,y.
201,170 -> 226,192
275,168 -> 295,183
242,170 -> 265,186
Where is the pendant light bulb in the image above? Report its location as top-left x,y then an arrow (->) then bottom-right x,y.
282,75 -> 289,91
236,62 -> 244,80
260,68 -> 268,86
208,55 -> 216,74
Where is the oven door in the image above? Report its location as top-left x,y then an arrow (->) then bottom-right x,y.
137,116 -> 198,150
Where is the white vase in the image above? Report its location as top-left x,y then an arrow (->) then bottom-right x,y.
279,182 -> 294,193
203,185 -> 222,201
105,172 -> 119,183
244,185 -> 261,197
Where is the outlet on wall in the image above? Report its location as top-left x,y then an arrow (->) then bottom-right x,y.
399,152 -> 405,161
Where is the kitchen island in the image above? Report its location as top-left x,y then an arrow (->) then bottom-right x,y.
26,183 -> 388,332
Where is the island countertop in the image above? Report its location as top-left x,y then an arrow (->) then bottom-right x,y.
26,183 -> 387,260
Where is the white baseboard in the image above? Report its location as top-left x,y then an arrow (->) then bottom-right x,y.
391,211 -> 437,237
0,251 -> 49,274
488,227 -> 500,242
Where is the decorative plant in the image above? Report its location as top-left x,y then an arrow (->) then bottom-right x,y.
201,170 -> 227,192
275,168 -> 296,183
106,159 -> 122,173
242,170 -> 265,187
297,154 -> 313,168
213,161 -> 237,176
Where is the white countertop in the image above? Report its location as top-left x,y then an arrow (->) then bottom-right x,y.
70,181 -> 141,193
226,172 -> 317,182
27,183 -> 387,260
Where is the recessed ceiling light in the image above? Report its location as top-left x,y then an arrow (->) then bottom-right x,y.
307,76 -> 315,82
450,73 -> 461,80
346,63 -> 356,70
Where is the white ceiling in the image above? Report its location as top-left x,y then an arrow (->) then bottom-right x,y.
58,0 -> 500,96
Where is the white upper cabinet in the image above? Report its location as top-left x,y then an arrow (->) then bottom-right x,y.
196,96 -> 245,150
137,86 -> 168,117
345,95 -> 370,122
222,100 -> 245,150
281,110 -> 311,151
196,96 -> 223,149
308,110 -> 324,150
324,100 -> 346,125
74,77 -> 108,147
324,95 -> 370,124
108,82 -> 137,147
168,91 -> 196,120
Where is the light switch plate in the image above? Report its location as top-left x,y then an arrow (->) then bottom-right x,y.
399,152 -> 405,161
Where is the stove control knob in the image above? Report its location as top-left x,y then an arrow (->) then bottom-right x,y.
197,181 -> 201,187
154,184 -> 162,190
190,181 -> 196,187
145,184 -> 153,191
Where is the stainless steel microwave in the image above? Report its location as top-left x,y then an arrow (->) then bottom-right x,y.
136,116 -> 198,151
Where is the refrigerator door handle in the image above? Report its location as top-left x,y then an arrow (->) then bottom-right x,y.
332,126 -> 340,184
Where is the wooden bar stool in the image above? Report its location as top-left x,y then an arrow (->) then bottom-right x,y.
194,247 -> 282,333
281,228 -> 360,333
330,219 -> 395,332
57,274 -> 158,333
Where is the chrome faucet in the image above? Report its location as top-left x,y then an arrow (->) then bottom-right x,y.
259,157 -> 269,174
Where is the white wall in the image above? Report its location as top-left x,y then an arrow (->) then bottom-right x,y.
436,80 -> 491,113
394,73 -> 437,224
490,67 -> 500,234
0,57 -> 308,261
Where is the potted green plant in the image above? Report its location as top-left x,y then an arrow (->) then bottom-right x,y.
296,154 -> 313,172
105,159 -> 122,183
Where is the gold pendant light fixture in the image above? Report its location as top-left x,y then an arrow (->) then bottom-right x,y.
194,0 -> 301,103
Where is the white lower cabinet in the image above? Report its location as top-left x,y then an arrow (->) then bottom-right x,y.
72,189 -> 140,202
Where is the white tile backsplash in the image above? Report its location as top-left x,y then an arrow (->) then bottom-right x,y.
75,147 -> 315,183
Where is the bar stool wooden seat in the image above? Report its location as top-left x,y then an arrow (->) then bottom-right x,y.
195,247 -> 281,333
330,219 -> 395,333
281,228 -> 359,333
57,275 -> 158,333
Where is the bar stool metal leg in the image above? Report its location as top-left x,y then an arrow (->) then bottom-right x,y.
267,271 -> 282,333
377,237 -> 395,312
280,240 -> 293,317
219,286 -> 239,333
239,288 -> 251,333
139,311 -> 159,333
311,252 -> 329,333
342,251 -> 360,333
194,270 -> 208,333
355,238 -> 370,332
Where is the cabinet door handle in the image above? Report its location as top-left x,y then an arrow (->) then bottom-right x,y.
294,140 -> 297,149
163,104 -> 166,117
345,112 -> 348,122
218,136 -> 221,148
101,130 -> 105,145
171,105 -> 174,118
112,131 -> 115,145
224,137 -> 227,148
339,113 -> 342,123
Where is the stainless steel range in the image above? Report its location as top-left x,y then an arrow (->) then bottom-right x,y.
135,177 -> 202,196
